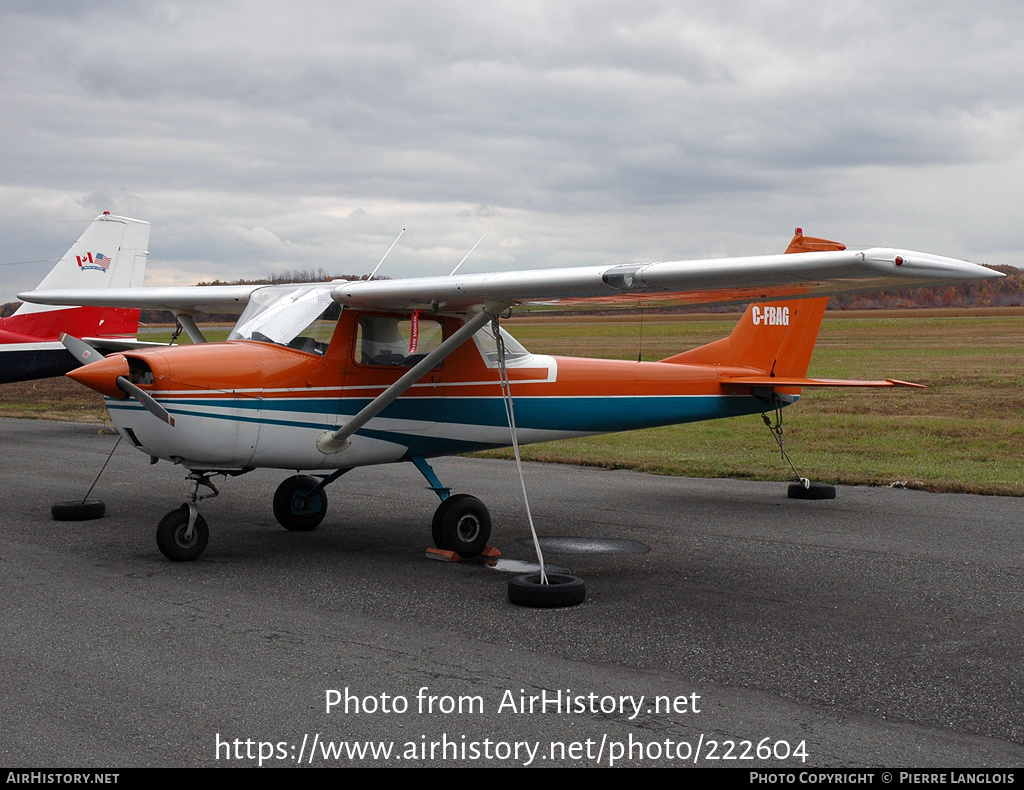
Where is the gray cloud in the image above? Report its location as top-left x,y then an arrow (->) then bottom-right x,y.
1,0 -> 1021,298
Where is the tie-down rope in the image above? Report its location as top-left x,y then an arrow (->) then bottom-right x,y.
492,315 -> 548,584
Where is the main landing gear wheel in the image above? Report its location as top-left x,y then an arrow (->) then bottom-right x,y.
430,494 -> 458,549
788,482 -> 837,500
273,475 -> 328,531
51,500 -> 106,521
156,506 -> 209,562
508,573 -> 586,608
431,494 -> 490,557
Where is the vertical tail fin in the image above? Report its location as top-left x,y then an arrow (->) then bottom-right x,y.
781,227 -> 847,255
7,212 -> 150,338
661,230 -> 844,377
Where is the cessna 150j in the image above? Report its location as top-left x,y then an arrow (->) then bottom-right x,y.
20,227 -> 999,566
0,212 -> 149,383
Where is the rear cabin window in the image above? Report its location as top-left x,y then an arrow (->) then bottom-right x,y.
356,315 -> 444,367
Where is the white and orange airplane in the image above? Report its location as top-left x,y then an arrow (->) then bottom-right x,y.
1,212 -> 149,383
20,229 -> 999,573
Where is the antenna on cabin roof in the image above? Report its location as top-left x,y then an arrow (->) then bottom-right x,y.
449,231 -> 488,276
367,228 -> 405,281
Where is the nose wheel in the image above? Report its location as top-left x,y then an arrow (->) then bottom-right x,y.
155,471 -> 221,561
156,505 -> 210,561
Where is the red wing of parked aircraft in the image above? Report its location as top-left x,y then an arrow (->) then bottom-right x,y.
21,229 -> 1001,582
1,213 -> 150,384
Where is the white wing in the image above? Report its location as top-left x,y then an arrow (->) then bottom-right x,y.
20,248 -> 999,315
17,284 -> 262,314
330,248 -> 1000,312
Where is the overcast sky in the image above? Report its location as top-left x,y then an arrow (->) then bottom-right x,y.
1,0 -> 1022,300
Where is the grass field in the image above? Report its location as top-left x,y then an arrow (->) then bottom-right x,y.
2,310 -> 1021,495
486,309 -> 1024,496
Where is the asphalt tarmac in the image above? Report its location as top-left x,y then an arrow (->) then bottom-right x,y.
1,417 -> 1022,768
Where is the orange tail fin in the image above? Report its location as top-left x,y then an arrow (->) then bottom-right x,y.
782,228 -> 847,255
661,230 -> 844,378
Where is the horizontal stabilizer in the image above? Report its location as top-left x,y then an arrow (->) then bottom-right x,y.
720,376 -> 925,389
83,337 -> 178,352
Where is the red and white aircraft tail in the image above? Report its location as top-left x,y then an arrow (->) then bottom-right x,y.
0,212 -> 149,384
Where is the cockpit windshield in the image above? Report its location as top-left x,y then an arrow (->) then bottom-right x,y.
228,284 -> 341,356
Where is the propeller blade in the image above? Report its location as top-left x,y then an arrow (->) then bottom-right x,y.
60,333 -> 103,366
62,334 -> 176,427
115,376 -> 176,427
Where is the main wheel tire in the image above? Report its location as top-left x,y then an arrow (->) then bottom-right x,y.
156,506 -> 209,562
437,494 -> 490,557
273,475 -> 327,531
508,572 -> 586,608
430,494 -> 469,550
788,482 -> 837,500
51,500 -> 106,521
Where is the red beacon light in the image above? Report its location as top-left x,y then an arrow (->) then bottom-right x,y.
895,256 -> 904,266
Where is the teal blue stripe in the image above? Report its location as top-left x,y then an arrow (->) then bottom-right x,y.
109,393 -> 773,434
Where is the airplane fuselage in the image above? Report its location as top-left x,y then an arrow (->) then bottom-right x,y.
75,310 -> 785,472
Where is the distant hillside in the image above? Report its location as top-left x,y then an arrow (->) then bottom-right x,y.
826,264 -> 1022,310
195,268 -> 368,286
169,270 -> 371,323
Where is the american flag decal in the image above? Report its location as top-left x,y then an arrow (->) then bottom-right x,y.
76,252 -> 112,271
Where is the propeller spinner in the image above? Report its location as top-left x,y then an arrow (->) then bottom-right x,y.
61,334 -> 176,427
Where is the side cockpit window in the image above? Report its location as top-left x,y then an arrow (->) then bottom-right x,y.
472,325 -> 530,367
356,315 -> 444,367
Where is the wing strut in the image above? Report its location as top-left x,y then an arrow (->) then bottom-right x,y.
315,303 -> 507,454
173,313 -> 207,344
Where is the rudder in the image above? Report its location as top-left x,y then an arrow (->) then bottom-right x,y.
8,212 -> 150,338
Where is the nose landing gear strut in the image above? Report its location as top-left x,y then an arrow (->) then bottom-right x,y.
155,471 -> 222,561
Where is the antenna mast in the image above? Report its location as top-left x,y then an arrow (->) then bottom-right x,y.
449,231 -> 488,276
367,228 -> 405,281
